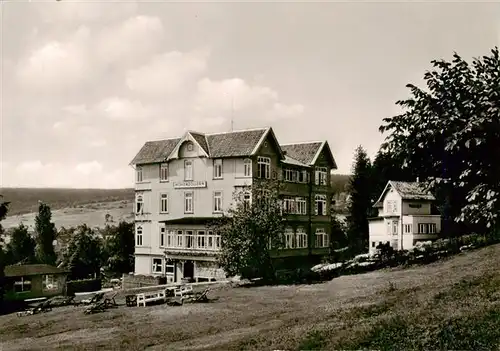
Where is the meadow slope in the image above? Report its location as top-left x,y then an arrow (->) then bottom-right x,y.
0,244 -> 498,350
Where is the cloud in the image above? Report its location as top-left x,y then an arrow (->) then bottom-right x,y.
75,161 -> 103,175
37,2 -> 139,24
95,15 -> 165,66
126,50 -> 209,97
7,9 -> 306,188
191,78 -> 304,127
97,97 -> 154,121
9,161 -> 132,188
16,27 -> 91,92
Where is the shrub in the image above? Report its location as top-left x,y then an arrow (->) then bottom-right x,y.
66,278 -> 102,296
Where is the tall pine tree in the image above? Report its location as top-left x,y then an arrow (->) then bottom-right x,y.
35,202 -> 57,265
5,224 -> 36,265
346,146 -> 372,253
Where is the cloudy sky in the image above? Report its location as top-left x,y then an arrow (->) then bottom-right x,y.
1,1 -> 498,188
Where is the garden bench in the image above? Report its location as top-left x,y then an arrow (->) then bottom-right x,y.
174,285 -> 193,298
136,290 -> 166,307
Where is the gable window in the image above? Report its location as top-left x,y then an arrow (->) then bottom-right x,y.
315,194 -> 327,216
14,277 -> 32,293
136,226 -> 143,246
152,258 -> 163,273
213,191 -> 223,213
296,227 -> 308,248
257,156 -> 271,179
160,163 -> 169,182
136,195 -> 144,214
184,160 -> 193,181
385,200 -> 398,214
244,158 -> 252,177
160,193 -> 168,213
184,192 -> 194,213
296,197 -> 307,215
136,166 -> 143,183
315,228 -> 328,248
213,159 -> 223,179
284,228 -> 295,249
315,167 -> 328,185
42,275 -> 58,291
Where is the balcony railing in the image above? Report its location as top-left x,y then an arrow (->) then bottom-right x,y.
162,234 -> 221,252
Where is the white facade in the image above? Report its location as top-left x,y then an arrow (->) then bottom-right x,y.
368,181 -> 441,255
133,138 -> 252,282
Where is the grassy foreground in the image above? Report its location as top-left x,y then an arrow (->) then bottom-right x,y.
0,244 -> 499,350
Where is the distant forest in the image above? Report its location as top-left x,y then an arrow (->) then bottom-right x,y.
0,174 -> 350,216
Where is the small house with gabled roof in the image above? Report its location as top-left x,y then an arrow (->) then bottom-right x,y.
129,127 -> 337,282
3,264 -> 70,302
368,180 -> 441,254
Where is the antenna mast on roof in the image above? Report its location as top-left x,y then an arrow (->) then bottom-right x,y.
230,96 -> 234,132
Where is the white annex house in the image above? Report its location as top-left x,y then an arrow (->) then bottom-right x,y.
129,127 -> 336,283
368,181 -> 441,255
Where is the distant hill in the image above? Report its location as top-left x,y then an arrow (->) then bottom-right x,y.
0,188 -> 134,216
0,177 -> 350,230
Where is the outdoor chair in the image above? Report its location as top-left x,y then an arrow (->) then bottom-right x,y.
103,292 -> 118,308
80,292 -> 105,306
17,299 -> 52,317
83,300 -> 107,315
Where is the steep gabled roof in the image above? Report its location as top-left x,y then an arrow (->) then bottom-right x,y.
5,264 -> 70,277
282,155 -> 310,167
130,128 -> 277,165
280,140 -> 337,168
373,181 -> 436,208
190,131 -> 210,155
207,128 -> 269,158
130,138 -> 180,165
280,142 -> 322,165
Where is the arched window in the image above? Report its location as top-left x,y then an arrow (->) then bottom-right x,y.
136,226 -> 143,246
136,195 -> 144,214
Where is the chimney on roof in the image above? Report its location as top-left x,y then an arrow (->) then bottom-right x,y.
416,177 -> 420,183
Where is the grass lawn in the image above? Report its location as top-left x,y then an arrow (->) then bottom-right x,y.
1,244 -> 499,350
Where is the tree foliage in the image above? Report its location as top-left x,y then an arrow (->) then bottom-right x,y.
34,202 -> 57,265
0,199 -> 9,308
209,180 -> 286,281
346,146 -> 372,252
62,224 -> 103,280
4,224 -> 36,265
102,221 -> 135,276
380,47 -> 500,234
